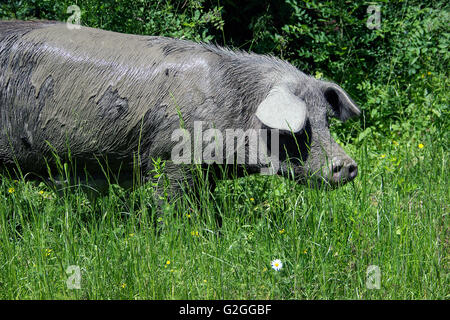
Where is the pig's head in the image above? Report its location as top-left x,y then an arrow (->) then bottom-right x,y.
255,77 -> 361,187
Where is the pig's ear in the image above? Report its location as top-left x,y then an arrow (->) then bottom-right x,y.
255,85 -> 308,133
323,83 -> 361,121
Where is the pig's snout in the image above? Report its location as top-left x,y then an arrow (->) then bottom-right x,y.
329,157 -> 358,185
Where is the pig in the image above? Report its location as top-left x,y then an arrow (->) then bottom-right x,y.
0,20 -> 361,198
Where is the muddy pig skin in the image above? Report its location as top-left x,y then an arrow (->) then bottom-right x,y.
0,20 -> 361,195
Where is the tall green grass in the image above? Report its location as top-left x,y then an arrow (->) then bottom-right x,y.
0,130 -> 447,299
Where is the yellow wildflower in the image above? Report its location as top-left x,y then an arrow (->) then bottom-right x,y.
191,230 -> 199,237
8,187 -> 15,194
418,143 -> 424,149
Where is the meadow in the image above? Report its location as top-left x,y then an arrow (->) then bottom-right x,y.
0,0 -> 448,299
0,124 -> 447,299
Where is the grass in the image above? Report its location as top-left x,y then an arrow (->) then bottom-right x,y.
0,130 -> 448,300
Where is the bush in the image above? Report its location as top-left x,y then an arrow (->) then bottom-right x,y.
216,0 -> 449,145
0,0 -> 224,42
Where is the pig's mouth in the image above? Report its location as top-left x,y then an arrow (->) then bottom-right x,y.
277,160 -> 358,188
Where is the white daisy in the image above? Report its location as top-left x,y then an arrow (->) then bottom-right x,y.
271,259 -> 283,271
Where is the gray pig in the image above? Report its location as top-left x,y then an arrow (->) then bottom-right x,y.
0,20 -> 360,198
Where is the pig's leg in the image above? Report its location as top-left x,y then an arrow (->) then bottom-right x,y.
146,162 -> 221,226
